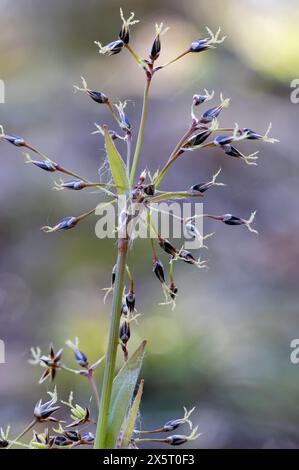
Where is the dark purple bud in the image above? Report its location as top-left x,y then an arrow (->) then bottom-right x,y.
54,435 -> 72,447
159,239 -> 177,257
62,180 -> 86,190
55,216 -> 78,231
242,128 -> 263,140
0,440 -> 9,448
73,348 -> 89,367
32,160 -> 58,172
143,184 -> 155,196
185,130 -> 211,148
179,249 -> 196,265
64,431 -> 80,442
213,135 -> 234,146
150,36 -> 161,61
121,303 -> 128,316
87,90 -> 109,104
34,398 -> 60,422
190,38 -> 210,53
119,321 -> 130,344
165,435 -> 188,446
4,134 -> 26,146
193,94 -> 208,106
200,105 -> 222,124
105,39 -> 124,55
222,144 -> 242,158
153,259 -> 165,284
119,25 -> 130,45
222,214 -> 242,225
163,418 -> 185,432
125,291 -> 135,312
190,182 -> 211,193
109,130 -> 118,140
81,432 -> 95,444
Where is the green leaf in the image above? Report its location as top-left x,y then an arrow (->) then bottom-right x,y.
106,340 -> 147,448
120,379 -> 144,448
104,125 -> 129,195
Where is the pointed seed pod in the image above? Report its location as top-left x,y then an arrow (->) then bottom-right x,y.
222,144 -> 243,158
104,39 -> 125,55
190,38 -> 210,53
169,283 -> 178,300
121,303 -> 129,317
213,135 -> 234,146
32,160 -> 58,172
184,130 -> 211,148
200,105 -> 223,124
165,435 -> 188,446
159,239 -> 177,257
193,94 -> 208,106
242,128 -> 263,140
119,321 -> 130,344
4,134 -> 26,146
153,259 -> 165,284
222,214 -> 243,226
179,249 -> 197,265
143,184 -> 155,196
126,291 -> 135,312
62,180 -> 86,190
87,90 -> 109,104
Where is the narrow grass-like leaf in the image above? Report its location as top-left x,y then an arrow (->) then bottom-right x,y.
104,125 -> 129,194
149,191 -> 204,203
120,379 -> 144,448
105,340 -> 147,448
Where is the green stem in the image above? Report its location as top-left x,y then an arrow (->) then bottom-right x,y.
94,237 -> 129,449
7,419 -> 36,449
130,78 -> 151,186
154,125 -> 195,188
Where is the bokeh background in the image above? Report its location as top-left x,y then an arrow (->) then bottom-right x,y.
1,0 -> 299,449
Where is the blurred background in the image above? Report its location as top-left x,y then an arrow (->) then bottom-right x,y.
0,0 -> 299,449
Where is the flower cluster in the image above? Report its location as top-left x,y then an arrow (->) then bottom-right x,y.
0,8 -> 278,449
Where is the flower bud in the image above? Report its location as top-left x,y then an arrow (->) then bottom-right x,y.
62,180 -> 86,190
74,348 -> 89,368
87,90 -> 109,104
143,184 -> 155,196
81,432 -> 95,444
32,160 -> 58,172
159,239 -> 177,257
4,134 -> 26,146
190,182 -> 210,193
64,431 -> 80,442
165,435 -> 188,446
153,259 -> 165,284
119,24 -> 130,45
119,321 -> 130,344
169,283 -> 178,300
222,144 -> 242,158
200,105 -> 222,124
222,214 -> 243,225
54,435 -> 72,447
121,303 -> 129,316
193,94 -> 208,106
0,439 -> 9,448
213,135 -> 234,146
184,130 -> 211,148
179,249 -> 196,265
125,291 -> 135,312
190,38 -> 210,53
104,39 -> 125,55
242,128 -> 263,140
150,35 -> 161,61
